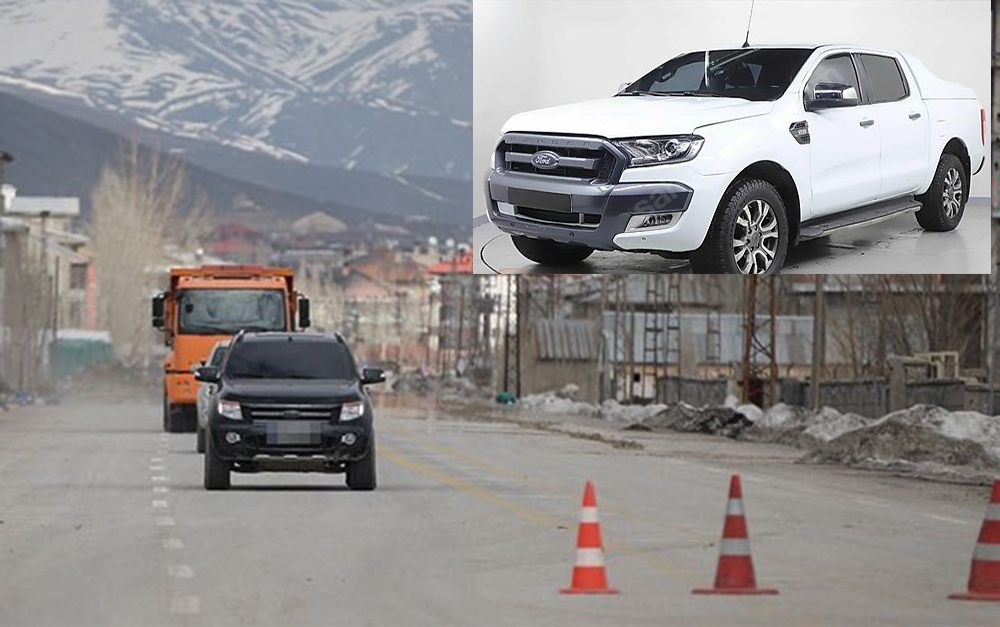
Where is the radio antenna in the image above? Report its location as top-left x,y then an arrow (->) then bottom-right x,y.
742,0 -> 756,48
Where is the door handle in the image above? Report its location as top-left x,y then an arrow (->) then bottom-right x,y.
908,112 -> 922,120
859,119 -> 875,128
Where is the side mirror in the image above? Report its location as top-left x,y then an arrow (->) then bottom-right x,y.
617,81 -> 630,94
194,366 -> 220,383
152,293 -> 165,329
805,82 -> 859,111
361,367 -> 386,385
298,297 -> 311,329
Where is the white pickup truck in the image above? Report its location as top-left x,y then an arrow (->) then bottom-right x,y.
484,45 -> 986,273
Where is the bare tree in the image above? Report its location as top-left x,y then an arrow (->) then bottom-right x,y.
90,141 -> 206,366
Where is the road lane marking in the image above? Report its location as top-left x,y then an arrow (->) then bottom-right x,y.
167,565 -> 194,579
153,486 -> 169,493
151,475 -> 170,482
382,447 -> 560,526
152,500 -> 169,509
923,514 -> 971,525
170,596 -> 200,615
162,538 -> 184,550
150,457 -> 164,463
149,465 -> 166,471
155,516 -> 176,527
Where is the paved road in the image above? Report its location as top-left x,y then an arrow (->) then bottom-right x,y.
0,398 -> 997,625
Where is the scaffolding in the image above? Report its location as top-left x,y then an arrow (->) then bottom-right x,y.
741,276 -> 778,407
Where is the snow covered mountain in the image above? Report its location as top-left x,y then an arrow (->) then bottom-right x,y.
0,0 -> 471,223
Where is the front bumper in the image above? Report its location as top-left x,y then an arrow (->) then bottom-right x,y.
210,421 -> 371,463
485,161 -> 734,254
485,167 -> 694,251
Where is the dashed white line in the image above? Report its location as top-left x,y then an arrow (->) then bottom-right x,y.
155,516 -> 176,527
167,565 -> 194,579
150,457 -> 164,463
924,514 -> 971,525
152,486 -> 169,493
162,538 -> 184,550
149,465 -> 166,471
151,476 -> 170,482
152,500 -> 169,509
169,596 -> 200,615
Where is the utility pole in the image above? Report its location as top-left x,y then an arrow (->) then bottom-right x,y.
811,275 -> 825,411
0,151 -> 13,378
742,276 -> 778,407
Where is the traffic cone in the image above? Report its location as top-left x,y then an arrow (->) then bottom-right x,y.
949,478 -> 1000,601
561,480 -> 618,594
693,474 -> 778,595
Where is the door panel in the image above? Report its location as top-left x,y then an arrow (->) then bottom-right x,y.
804,53 -> 880,217
856,53 -> 929,199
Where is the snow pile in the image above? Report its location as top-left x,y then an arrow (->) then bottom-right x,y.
633,403 -> 754,439
599,399 -> 668,423
518,385 -> 601,418
744,403 -> 873,448
801,405 -> 1000,482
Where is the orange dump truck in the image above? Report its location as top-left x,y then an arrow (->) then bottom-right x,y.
151,265 -> 310,432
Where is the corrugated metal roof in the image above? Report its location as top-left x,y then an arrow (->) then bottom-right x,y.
534,319 -> 599,361
602,312 -> 814,365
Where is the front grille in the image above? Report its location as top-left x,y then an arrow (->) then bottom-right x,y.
241,403 -> 340,422
498,133 -> 620,182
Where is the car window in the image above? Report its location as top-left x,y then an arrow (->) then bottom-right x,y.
209,345 -> 228,368
225,340 -> 358,380
858,54 -> 908,103
625,48 -> 814,102
805,54 -> 860,101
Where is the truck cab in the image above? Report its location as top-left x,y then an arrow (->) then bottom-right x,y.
152,265 -> 310,432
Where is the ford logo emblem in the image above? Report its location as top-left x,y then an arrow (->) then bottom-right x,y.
531,150 -> 560,170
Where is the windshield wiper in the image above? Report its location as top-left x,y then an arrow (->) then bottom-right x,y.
656,91 -> 733,98
617,90 -> 655,96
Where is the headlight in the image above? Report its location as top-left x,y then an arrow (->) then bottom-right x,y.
614,135 -> 704,167
340,401 -> 364,421
217,399 -> 243,420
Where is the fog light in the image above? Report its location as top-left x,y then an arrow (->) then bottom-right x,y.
626,212 -> 676,232
340,433 -> 357,445
225,432 -> 241,444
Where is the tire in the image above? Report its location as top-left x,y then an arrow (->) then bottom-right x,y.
196,426 -> 206,454
203,431 -> 231,490
511,235 -> 593,266
162,393 -> 169,432
165,403 -> 187,433
915,153 -> 966,232
690,179 -> 788,274
346,440 -> 377,491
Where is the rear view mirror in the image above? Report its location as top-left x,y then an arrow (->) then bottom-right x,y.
805,82 -> 859,111
152,293 -> 165,329
361,367 -> 386,385
298,297 -> 311,329
194,366 -> 220,383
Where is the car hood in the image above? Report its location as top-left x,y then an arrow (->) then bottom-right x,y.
222,379 -> 361,405
500,96 -> 774,138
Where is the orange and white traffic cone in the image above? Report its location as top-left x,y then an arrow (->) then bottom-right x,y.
561,480 -> 618,594
693,474 -> 778,595
950,478 -> 1000,601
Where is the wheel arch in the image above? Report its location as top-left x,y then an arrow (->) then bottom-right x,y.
724,161 -> 802,245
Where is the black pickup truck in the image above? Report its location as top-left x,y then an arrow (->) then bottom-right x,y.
194,331 -> 385,490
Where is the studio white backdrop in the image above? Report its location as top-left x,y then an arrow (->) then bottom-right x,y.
472,0 -> 990,219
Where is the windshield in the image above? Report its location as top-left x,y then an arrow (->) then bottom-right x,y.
177,289 -> 286,334
622,48 -> 814,102
225,340 -> 358,380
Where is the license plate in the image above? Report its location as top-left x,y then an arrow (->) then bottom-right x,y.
262,421 -> 324,445
508,189 -> 572,212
